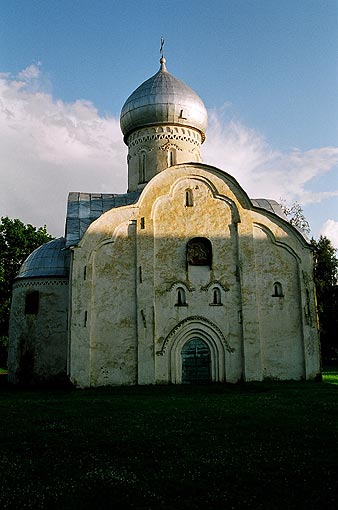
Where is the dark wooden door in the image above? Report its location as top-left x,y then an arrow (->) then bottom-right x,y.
181,338 -> 211,383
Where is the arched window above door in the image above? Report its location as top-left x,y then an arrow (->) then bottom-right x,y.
211,287 -> 222,305
175,287 -> 187,307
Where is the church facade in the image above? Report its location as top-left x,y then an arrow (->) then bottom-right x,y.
8,57 -> 321,386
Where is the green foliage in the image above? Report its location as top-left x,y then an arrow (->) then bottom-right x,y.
311,236 -> 338,291
279,199 -> 338,360
0,217 -> 53,366
279,200 -> 311,235
311,236 -> 338,360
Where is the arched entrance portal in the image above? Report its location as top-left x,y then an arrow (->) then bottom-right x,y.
181,338 -> 211,383
163,316 -> 231,384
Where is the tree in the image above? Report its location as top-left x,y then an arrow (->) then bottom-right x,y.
310,236 -> 338,361
279,200 -> 311,235
0,217 -> 54,367
280,200 -> 338,361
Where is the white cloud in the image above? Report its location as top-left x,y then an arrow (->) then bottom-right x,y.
204,113 -> 338,206
0,67 -> 127,236
320,220 -> 338,250
0,64 -> 337,239
17,63 -> 41,82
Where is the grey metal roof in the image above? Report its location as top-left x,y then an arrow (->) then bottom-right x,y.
251,198 -> 287,219
251,198 -> 309,239
65,191 -> 141,248
17,237 -> 70,279
120,58 -> 208,143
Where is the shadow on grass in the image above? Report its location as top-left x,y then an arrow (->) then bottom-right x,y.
0,370 -> 337,509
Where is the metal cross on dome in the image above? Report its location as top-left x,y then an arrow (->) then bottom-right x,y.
160,37 -> 165,58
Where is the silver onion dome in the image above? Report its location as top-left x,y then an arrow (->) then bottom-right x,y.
17,237 -> 70,279
120,58 -> 208,143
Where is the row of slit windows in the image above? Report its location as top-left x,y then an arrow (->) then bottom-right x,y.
138,150 -> 176,183
175,282 -> 283,307
23,282 -> 285,324
23,282 -> 284,317
175,287 -> 222,307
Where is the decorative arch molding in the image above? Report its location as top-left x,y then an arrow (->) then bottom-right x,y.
166,280 -> 195,292
200,280 -> 230,292
133,145 -> 156,155
253,223 -> 301,263
94,237 -> 115,252
216,194 -> 241,224
13,279 -> 69,289
159,142 -> 182,152
156,315 -> 233,357
157,316 -> 233,383
128,125 -> 202,148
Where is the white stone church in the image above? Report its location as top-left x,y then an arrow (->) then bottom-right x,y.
8,57 -> 321,386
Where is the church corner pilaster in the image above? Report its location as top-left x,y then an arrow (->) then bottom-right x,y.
237,225 -> 263,381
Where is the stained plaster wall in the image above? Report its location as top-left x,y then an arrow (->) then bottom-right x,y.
8,279 -> 69,384
69,208 -> 138,387
69,163 -> 320,387
148,174 -> 243,384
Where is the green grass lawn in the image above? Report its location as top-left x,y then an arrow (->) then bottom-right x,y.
0,371 -> 337,509
322,366 -> 338,385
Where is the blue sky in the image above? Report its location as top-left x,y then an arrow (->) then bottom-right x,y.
0,0 -> 337,246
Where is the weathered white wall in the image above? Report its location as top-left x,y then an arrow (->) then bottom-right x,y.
8,279 -> 69,384
69,209 -> 138,387
69,163 -> 321,387
252,224 -> 304,379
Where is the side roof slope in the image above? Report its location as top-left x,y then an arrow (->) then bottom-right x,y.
65,191 -> 141,248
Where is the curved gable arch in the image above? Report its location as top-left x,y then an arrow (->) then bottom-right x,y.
149,173 -> 242,226
253,222 -> 302,263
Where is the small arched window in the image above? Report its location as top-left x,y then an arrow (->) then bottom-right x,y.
212,288 -> 222,305
25,291 -> 39,315
272,282 -> 284,297
139,152 -> 146,183
185,189 -> 193,207
168,149 -> 176,167
175,287 -> 187,307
